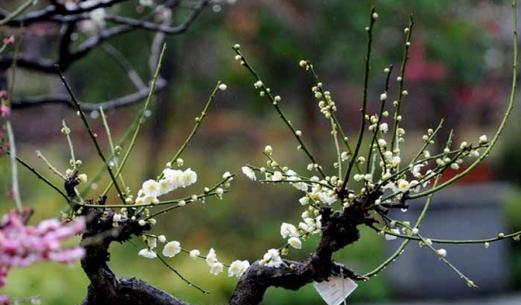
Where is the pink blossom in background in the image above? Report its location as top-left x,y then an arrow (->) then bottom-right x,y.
0,295 -> 8,305
0,104 -> 10,118
2,36 -> 14,46
0,210 -> 85,289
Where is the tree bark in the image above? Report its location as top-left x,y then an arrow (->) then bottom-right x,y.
76,190 -> 371,305
78,207 -> 189,305
229,205 -> 369,305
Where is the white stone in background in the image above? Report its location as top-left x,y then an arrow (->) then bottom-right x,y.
313,277 -> 358,305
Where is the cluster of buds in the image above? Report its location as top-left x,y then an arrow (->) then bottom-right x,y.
311,82 -> 337,119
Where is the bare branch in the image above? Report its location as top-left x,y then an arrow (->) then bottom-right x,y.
0,0 -> 128,27
11,78 -> 166,111
102,43 -> 147,91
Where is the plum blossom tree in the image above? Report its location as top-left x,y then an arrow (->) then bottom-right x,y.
0,1 -> 520,305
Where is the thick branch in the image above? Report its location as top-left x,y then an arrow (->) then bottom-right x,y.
230,205 -> 370,305
79,205 -> 188,305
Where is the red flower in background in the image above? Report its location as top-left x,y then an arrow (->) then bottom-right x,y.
406,43 -> 447,82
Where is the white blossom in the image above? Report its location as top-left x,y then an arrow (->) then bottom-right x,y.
139,0 -> 153,6
89,8 -> 106,29
317,190 -> 337,205
78,174 -> 88,183
138,248 -> 157,259
288,237 -> 302,249
162,241 -> 181,257
180,168 -> 197,188
436,248 -> 447,257
292,181 -> 308,192
163,168 -> 180,182
287,175 -> 307,191
188,249 -> 200,259
142,179 -> 161,197
341,151 -> 349,161
379,123 -> 389,133
261,249 -> 283,268
138,195 -> 159,205
206,248 -> 219,266
228,260 -> 250,278
146,237 -> 157,249
397,179 -> 410,192
113,213 -> 122,222
271,171 -> 283,181
411,164 -> 424,178
241,166 -> 256,181
383,150 -> 393,161
385,228 -> 400,240
280,223 -> 298,239
299,196 -> 309,205
158,178 -> 175,195
209,262 -> 224,275
390,155 -> 401,167
215,187 -> 224,198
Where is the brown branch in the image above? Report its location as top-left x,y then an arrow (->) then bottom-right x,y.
77,199 -> 189,305
0,55 -> 54,73
102,43 -> 147,90
69,0 -> 208,65
0,0 -> 207,74
0,0 -> 128,27
105,0 -> 208,35
57,22 -> 77,67
230,202 -> 372,305
11,78 -> 166,111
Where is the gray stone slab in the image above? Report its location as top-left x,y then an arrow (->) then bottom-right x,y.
384,183 -> 512,298
358,294 -> 521,305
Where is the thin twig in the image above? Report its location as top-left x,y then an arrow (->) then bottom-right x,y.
342,8 -> 377,190
56,67 -> 127,204
101,44 -> 167,197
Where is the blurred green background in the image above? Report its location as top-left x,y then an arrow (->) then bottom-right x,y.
1,0 -> 521,304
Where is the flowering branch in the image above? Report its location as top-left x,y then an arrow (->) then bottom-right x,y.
231,1 -> 519,303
